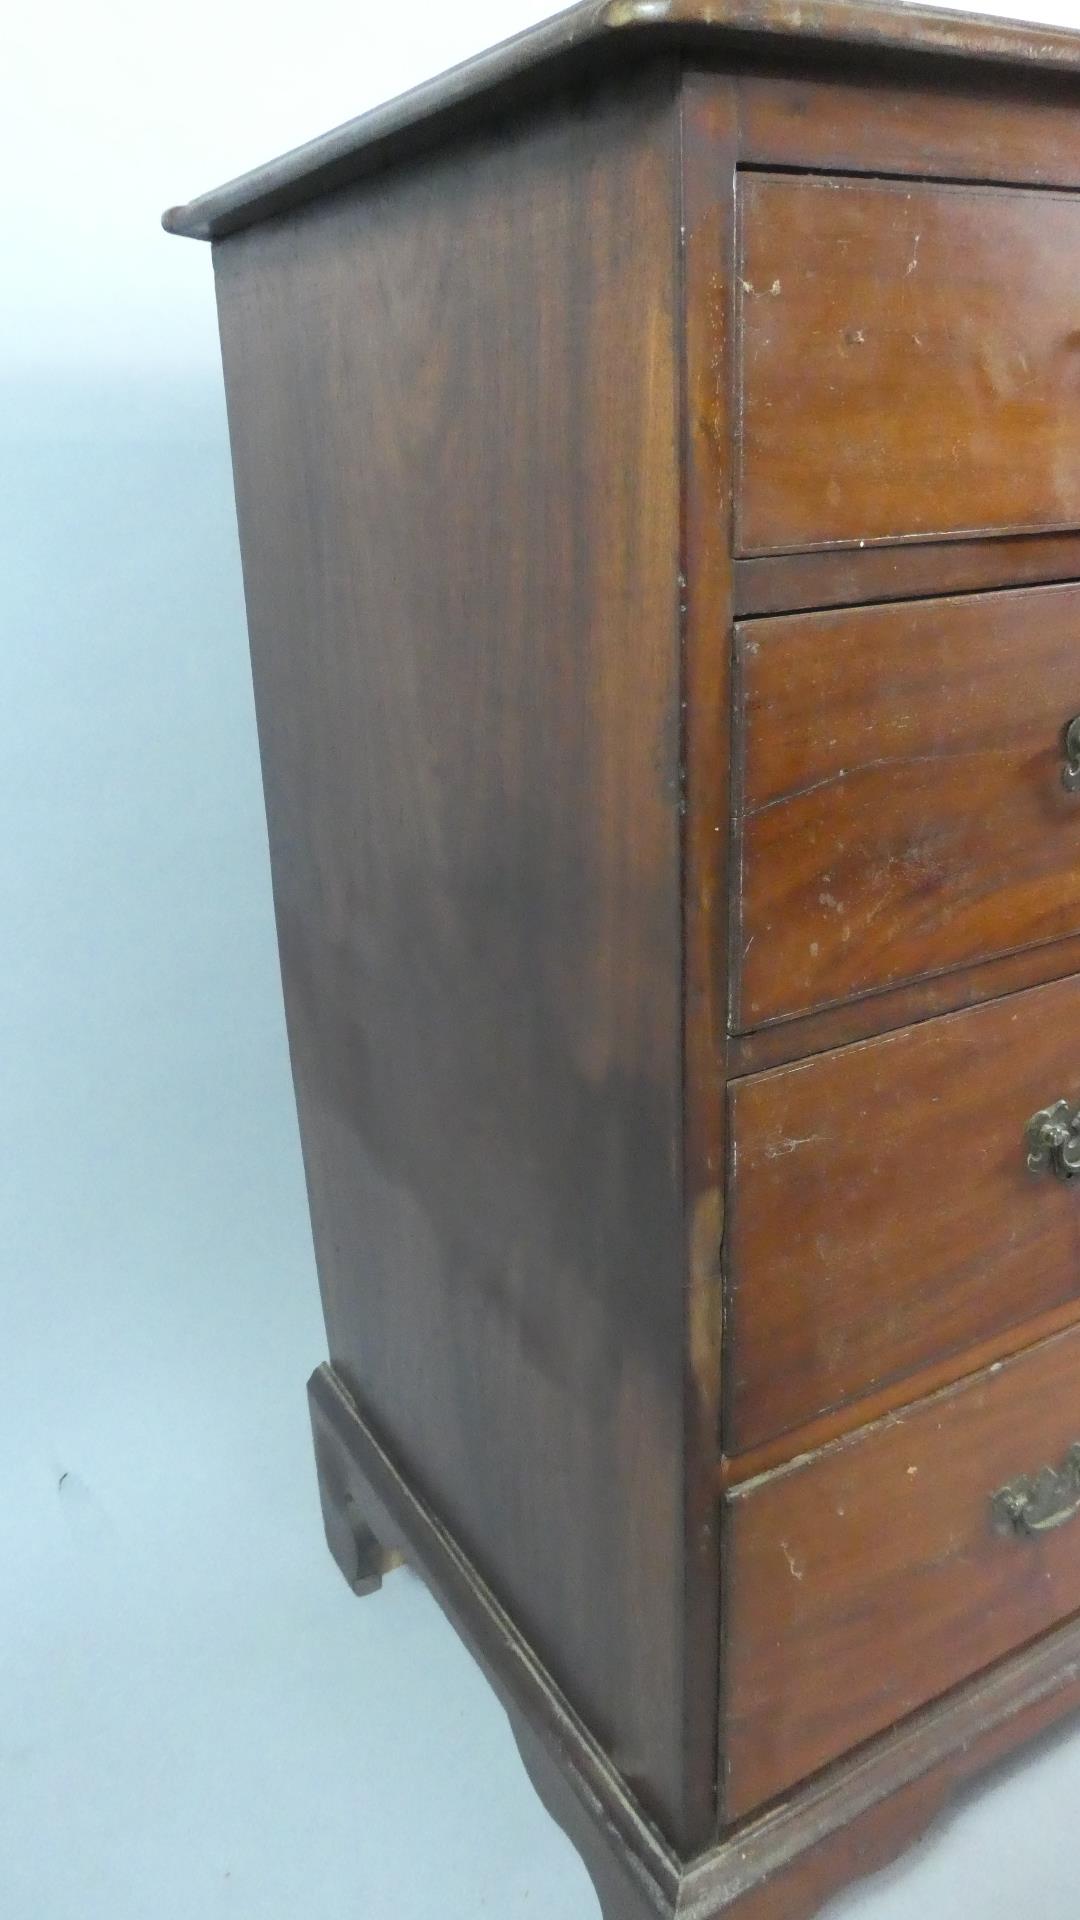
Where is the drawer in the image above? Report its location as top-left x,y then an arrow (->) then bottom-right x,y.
737,173 -> 1080,555
723,1323 -> 1080,1818
734,582 -> 1080,1028
726,974 -> 1080,1454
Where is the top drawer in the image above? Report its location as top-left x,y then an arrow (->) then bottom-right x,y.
738,173 -> 1080,554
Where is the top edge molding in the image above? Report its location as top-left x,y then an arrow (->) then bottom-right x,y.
163,0 -> 1080,239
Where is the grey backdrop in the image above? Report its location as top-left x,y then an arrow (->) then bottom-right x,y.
5,3 -> 1080,1914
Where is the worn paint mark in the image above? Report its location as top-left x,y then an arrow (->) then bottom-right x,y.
748,749 -> 972,819
781,1540 -> 805,1582
763,1132 -> 823,1160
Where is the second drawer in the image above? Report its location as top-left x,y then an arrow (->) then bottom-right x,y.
727,972 -> 1080,1453
734,581 -> 1080,1028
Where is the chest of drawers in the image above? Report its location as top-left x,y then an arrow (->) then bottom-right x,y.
166,4 -> 1080,1913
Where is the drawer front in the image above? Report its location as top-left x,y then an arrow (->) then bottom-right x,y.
723,1324 -> 1080,1819
735,583 -> 1080,1028
737,174 -> 1080,555
727,974 -> 1080,1454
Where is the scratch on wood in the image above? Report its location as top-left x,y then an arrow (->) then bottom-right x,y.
781,1540 -> 806,1582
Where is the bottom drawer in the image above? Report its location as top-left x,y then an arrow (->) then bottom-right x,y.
722,1323 -> 1080,1819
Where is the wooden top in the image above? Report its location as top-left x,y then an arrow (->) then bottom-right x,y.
163,0 -> 1080,240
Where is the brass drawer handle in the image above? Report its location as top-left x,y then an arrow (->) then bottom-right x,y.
1064,715 -> 1080,792
992,1445 -> 1080,1537
1026,1101 -> 1080,1180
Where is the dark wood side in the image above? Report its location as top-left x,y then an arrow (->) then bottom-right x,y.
734,583 -> 1080,1028
313,1354 -> 1080,1920
737,174 -> 1080,555
726,972 -> 1080,1454
214,66 -> 714,1851
733,530 -> 1080,619
723,1322 -> 1080,1820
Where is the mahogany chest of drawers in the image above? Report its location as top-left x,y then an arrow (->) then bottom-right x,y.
166,4 -> 1080,1913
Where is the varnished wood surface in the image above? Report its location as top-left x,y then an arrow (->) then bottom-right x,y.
163,1 -> 1080,241
738,175 -> 1080,555
724,1321 -> 1080,1819
727,974 -> 1080,1454
735,583 -> 1080,1028
215,68 -> 715,1851
733,530 -> 1080,619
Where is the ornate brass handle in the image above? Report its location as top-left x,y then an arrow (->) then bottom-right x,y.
992,1444 -> 1080,1537
1064,715 -> 1080,792
1026,1101 -> 1080,1180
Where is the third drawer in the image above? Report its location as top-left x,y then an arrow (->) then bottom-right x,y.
726,971 -> 1080,1454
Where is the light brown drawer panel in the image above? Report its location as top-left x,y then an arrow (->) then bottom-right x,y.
737,173 -> 1080,555
726,974 -> 1080,1455
723,1324 -> 1080,1819
735,582 -> 1080,1029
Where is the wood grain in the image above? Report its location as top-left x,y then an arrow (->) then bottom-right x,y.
723,1322 -> 1080,1818
735,583 -> 1080,1028
737,175 -> 1080,555
214,67 -> 714,1851
726,973 -> 1080,1453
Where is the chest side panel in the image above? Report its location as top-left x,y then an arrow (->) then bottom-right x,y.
213,69 -> 707,1847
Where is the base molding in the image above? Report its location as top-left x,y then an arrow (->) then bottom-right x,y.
308,1361 -> 1080,1920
